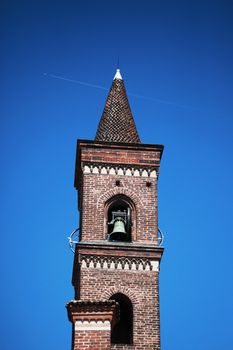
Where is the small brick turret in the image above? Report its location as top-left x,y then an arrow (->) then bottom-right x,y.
67,69 -> 164,350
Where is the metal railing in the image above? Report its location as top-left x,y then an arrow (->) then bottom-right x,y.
67,227 -> 164,253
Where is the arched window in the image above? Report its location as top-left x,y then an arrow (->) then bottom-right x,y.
105,195 -> 136,242
110,293 -> 133,344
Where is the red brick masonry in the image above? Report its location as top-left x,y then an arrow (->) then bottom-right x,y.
67,300 -> 119,350
68,139 -> 164,350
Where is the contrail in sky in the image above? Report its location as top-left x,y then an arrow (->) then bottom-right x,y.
43,73 -> 108,90
43,73 -> 199,111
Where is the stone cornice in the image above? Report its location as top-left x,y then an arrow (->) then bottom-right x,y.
76,240 -> 164,259
66,299 -> 119,327
77,139 -> 164,153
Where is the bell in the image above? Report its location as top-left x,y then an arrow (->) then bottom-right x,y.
108,217 -> 127,242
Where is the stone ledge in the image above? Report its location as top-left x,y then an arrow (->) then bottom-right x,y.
77,240 -> 164,255
66,299 -> 119,327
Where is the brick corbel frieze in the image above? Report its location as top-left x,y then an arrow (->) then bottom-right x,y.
74,139 -> 164,190
66,300 -> 119,328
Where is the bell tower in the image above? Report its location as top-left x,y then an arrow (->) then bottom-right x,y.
66,69 -> 164,350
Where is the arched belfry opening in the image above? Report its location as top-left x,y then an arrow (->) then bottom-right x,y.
110,293 -> 133,345
105,195 -> 136,242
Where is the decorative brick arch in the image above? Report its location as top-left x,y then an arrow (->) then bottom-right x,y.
96,187 -> 143,240
102,286 -> 140,306
97,187 -> 143,210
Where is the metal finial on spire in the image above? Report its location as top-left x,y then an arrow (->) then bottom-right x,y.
114,68 -> 123,80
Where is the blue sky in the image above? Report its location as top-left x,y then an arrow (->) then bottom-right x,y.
1,1 -> 233,349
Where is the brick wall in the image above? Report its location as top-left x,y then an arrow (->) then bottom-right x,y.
80,147 -> 161,166
70,140 -> 163,350
79,268 -> 161,350
73,328 -> 110,350
81,173 -> 158,243
76,142 -> 162,244
67,301 -> 119,350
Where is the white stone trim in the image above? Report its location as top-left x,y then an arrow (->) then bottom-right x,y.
150,260 -> 159,271
109,167 -> 115,175
80,256 -> 159,272
142,169 -> 148,177
83,164 -> 157,178
150,170 -> 156,178
101,167 -> 107,174
93,166 -> 99,174
84,165 -> 91,173
75,320 -> 111,331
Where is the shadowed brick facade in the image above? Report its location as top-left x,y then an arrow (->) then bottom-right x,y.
67,70 -> 164,350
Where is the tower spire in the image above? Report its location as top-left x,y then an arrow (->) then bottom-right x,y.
95,69 -> 141,143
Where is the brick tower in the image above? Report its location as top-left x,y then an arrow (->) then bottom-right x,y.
67,69 -> 164,350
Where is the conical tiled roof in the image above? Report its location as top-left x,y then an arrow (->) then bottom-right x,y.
95,70 -> 141,143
